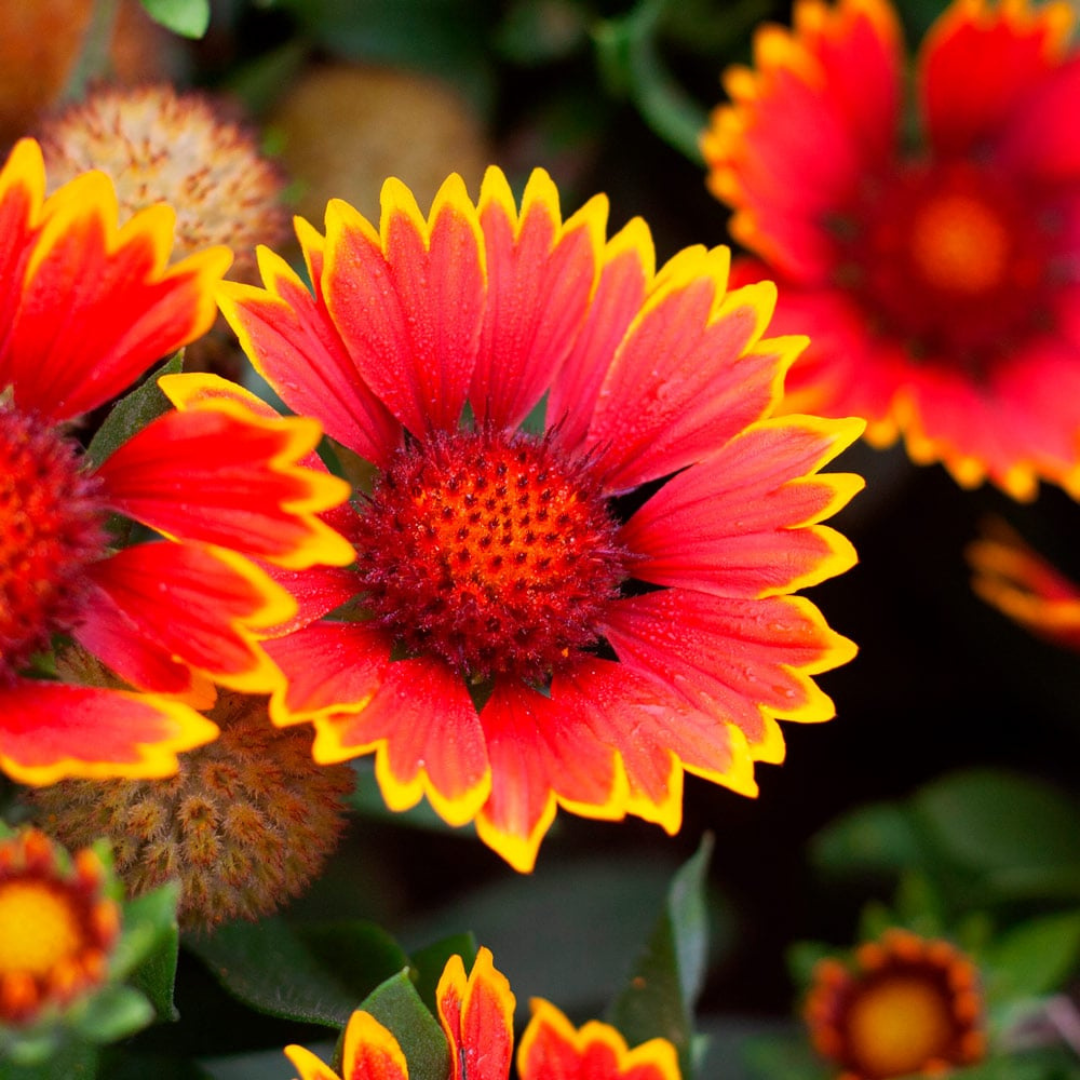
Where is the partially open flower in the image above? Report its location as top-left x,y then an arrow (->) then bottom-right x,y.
805,929 -> 986,1079
29,689 -> 355,931
0,828 -> 119,1027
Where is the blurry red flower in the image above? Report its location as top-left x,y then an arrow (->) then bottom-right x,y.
219,166 -> 862,871
703,0 -> 1080,499
0,138 -> 352,785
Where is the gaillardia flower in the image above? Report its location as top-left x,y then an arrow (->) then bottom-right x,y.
967,518 -> 1080,650
0,138 -> 352,785
0,828 -> 119,1027
805,929 -> 986,1079
218,166 -> 863,871
286,947 -> 680,1080
702,0 -> 1080,499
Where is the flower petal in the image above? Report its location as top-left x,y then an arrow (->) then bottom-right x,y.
79,542 -> 293,694
0,139 -> 45,374
920,0 -> 1074,158
308,657 -> 490,828
0,679 -> 218,785
518,999 -> 681,1080
97,375 -> 354,569
7,167 -> 229,421
470,167 -> 605,427
602,589 -> 856,755
585,247 -> 800,492
475,681 -> 626,872
336,1011 -> 411,1080
437,948 -> 516,1080
621,416 -> 864,598
217,243 -> 402,467
322,175 -> 485,435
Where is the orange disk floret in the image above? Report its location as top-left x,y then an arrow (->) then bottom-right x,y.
0,828 -> 120,1026
805,929 -> 986,1080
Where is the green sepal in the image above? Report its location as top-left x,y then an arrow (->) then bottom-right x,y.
352,970 -> 450,1080
71,985 -> 156,1045
85,353 -> 183,469
606,834 -> 713,1080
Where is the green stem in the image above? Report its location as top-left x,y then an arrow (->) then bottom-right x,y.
60,0 -> 122,104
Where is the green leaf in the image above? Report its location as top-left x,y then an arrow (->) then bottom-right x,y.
984,910 -> 1080,1003
86,354 -> 183,468
139,0 -> 211,38
74,985 -> 156,1044
358,971 -> 450,1080
0,1038 -> 100,1076
810,801 -> 929,878
410,933 -> 478,1017
185,918 -> 409,1028
129,923 -> 180,1023
914,769 -> 1080,876
111,881 -> 181,982
607,834 -> 713,1080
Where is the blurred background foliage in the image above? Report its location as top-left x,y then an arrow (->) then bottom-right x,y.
7,0 -> 1080,1075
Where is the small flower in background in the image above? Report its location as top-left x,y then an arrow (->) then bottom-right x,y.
269,62 -> 491,226
702,0 -> 1080,499
0,824 -> 178,1066
805,929 -> 986,1079
0,827 -> 118,1028
28,689 -> 355,931
38,83 -> 290,284
967,518 -> 1080,650
0,137 -> 353,785
286,946 -> 681,1080
218,165 -> 864,872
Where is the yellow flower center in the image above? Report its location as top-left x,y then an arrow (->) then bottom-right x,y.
910,194 -> 1010,296
0,881 -> 83,978
847,975 -> 953,1078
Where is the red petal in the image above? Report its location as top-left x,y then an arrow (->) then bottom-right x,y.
218,246 -> 402,468
307,656 -> 490,828
920,0 -> 1073,158
81,542 -> 291,693
322,177 -> 485,435
519,1000 -> 681,1080
470,168 -> 603,427
621,416 -> 863,597
475,681 -> 623,871
265,620 -> 392,720
437,949 -> 516,1080
0,679 -> 218,785
8,172 -> 229,421
585,251 -> 794,492
603,589 -> 855,746
97,401 -> 354,569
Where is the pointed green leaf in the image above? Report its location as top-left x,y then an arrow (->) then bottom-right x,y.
129,922 -> 180,1023
139,0 -> 210,38
85,354 -> 183,468
111,881 -> 181,983
984,910 -> 1080,1003
359,971 -> 450,1080
74,985 -> 156,1044
607,834 -> 713,1080
810,801 -> 929,878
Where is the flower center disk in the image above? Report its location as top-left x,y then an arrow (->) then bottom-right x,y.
0,405 -> 108,677
354,428 -> 629,682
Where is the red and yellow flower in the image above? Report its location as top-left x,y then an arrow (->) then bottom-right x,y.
218,166 -> 862,871
703,0 -> 1080,499
967,518 -> 1080,650
0,138 -> 352,785
805,929 -> 986,1079
285,947 -> 680,1080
